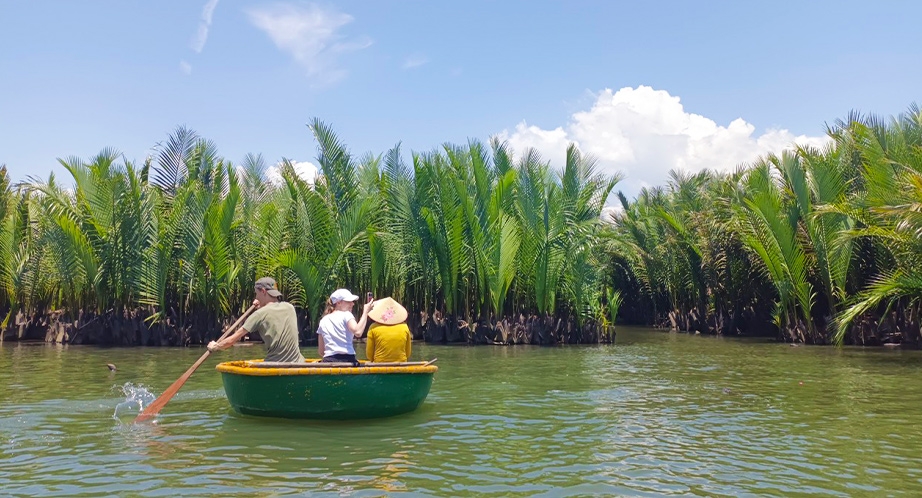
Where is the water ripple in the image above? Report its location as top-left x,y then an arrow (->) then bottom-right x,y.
3,331 -> 922,496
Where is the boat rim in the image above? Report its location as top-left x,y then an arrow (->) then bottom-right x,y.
216,359 -> 438,376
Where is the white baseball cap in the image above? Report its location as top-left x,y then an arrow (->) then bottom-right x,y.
330,288 -> 360,304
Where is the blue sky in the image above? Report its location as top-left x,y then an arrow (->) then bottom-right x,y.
1,1 -> 920,197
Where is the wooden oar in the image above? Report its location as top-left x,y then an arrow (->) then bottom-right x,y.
135,304 -> 256,423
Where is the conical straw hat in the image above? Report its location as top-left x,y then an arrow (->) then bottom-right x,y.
368,297 -> 408,325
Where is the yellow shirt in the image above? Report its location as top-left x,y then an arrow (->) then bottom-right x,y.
366,323 -> 412,363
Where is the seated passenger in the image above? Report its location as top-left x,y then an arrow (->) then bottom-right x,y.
366,297 -> 412,363
316,288 -> 373,366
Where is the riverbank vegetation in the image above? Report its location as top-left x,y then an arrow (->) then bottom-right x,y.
0,120 -> 617,346
1,105 -> 919,347
606,105 -> 922,345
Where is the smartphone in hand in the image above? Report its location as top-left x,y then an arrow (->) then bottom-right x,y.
366,292 -> 374,303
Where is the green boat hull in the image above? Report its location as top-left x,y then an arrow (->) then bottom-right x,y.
217,362 -> 435,420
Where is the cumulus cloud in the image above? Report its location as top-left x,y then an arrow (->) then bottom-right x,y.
191,0 -> 220,53
179,60 -> 192,75
599,205 -> 624,225
497,86 -> 830,198
246,3 -> 371,85
403,54 -> 428,69
266,160 -> 319,186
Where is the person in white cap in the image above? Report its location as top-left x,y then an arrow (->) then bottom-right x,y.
207,277 -> 305,363
316,288 -> 374,366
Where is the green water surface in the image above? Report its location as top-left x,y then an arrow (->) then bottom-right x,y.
2,327 -> 922,497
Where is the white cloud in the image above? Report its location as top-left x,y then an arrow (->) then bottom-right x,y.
403,54 -> 428,69
191,0 -> 220,53
179,60 -> 193,75
599,205 -> 623,225
497,86 -> 830,198
246,3 -> 371,85
266,160 -> 319,186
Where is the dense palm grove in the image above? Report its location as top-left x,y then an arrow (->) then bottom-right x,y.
0,119 -> 617,346
607,105 -> 922,345
1,106 -> 920,347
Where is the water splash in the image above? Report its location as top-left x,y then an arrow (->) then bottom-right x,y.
112,382 -> 157,421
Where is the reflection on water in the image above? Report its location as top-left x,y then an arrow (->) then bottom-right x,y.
3,328 -> 922,496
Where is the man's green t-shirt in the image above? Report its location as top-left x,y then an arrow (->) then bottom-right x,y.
241,302 -> 305,363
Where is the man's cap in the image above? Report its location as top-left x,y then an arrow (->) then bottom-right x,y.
330,288 -> 360,304
255,277 -> 283,297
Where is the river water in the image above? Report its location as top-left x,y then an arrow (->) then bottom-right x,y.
2,327 -> 922,497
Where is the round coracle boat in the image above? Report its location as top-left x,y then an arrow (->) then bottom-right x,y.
215,359 -> 438,420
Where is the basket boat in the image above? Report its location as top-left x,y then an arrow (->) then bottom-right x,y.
215,359 -> 437,420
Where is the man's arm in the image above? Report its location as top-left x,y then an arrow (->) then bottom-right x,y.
317,334 -> 325,358
208,327 -> 248,352
209,300 -> 263,352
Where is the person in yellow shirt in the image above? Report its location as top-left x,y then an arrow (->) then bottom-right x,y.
365,297 -> 412,363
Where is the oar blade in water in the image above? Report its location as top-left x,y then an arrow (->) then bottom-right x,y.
134,351 -> 211,423
113,383 -> 156,421
134,304 -> 256,423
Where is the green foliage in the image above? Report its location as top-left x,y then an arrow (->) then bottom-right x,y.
7,105 -> 920,346
0,123 -> 618,342
604,104 -> 922,345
